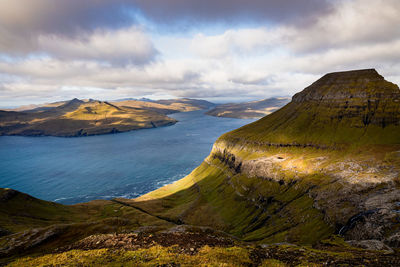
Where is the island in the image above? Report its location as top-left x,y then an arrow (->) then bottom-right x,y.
0,98 -> 215,137
205,97 -> 290,118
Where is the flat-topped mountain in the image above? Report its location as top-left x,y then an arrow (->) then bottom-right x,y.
223,69 -> 400,146
206,97 -> 290,119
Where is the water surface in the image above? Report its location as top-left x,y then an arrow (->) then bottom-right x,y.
0,110 -> 255,204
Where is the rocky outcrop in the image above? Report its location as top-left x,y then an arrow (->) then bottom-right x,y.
346,239 -> 394,253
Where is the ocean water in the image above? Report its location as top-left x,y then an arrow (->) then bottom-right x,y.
0,110 -> 255,204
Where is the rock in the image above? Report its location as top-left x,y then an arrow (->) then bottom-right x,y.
385,232 -> 400,248
346,240 -> 394,253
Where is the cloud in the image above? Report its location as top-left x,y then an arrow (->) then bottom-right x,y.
130,0 -> 332,25
188,0 -> 400,58
285,0 -> 400,53
38,26 -> 157,65
0,0 -> 399,107
0,1 -> 157,65
0,0 -> 134,54
190,28 -> 277,58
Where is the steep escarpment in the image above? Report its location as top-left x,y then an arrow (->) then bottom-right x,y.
135,69 -> 400,248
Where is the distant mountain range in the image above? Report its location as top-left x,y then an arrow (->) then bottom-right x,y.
1,96 -> 295,137
206,97 -> 290,118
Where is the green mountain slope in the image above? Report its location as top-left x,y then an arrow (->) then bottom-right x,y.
222,69 -> 400,146
135,69 -> 400,246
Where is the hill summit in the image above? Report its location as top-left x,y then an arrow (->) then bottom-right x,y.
222,69 -> 400,146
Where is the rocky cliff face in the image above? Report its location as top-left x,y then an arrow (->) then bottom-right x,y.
291,69 -> 400,130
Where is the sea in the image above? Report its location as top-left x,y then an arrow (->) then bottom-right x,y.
0,110 -> 255,204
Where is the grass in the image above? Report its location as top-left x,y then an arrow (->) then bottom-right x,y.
8,246 -> 253,266
8,238 -> 399,267
133,155 -> 334,244
0,99 -> 177,137
219,75 -> 400,147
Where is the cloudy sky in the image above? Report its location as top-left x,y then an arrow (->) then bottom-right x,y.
0,0 -> 399,107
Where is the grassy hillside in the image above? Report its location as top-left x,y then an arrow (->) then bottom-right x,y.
221,69 -> 400,146
0,99 -> 177,137
133,69 -> 400,248
1,188 -> 399,266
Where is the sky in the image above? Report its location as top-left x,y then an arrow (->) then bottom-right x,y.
0,0 -> 399,107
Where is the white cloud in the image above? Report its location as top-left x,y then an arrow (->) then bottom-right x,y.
0,0 -> 400,107
37,26 -> 157,65
190,28 -> 278,58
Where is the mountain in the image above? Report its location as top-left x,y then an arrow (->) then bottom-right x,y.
0,99 -> 177,137
154,98 -> 216,111
0,97 -> 216,137
206,97 -> 290,118
111,98 -> 215,115
1,69 -> 399,265
224,69 -> 400,145
132,69 -> 400,246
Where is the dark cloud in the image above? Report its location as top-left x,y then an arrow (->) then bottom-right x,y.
0,0 -> 134,55
0,0 -> 333,56
0,0 -> 332,42
130,0 -> 333,25
0,0 -> 132,36
0,0 -> 158,65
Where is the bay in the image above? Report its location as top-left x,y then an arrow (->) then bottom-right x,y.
0,110 -> 255,204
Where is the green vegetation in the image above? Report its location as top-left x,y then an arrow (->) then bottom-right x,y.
221,69 -> 400,146
1,69 -> 399,265
7,237 -> 400,267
